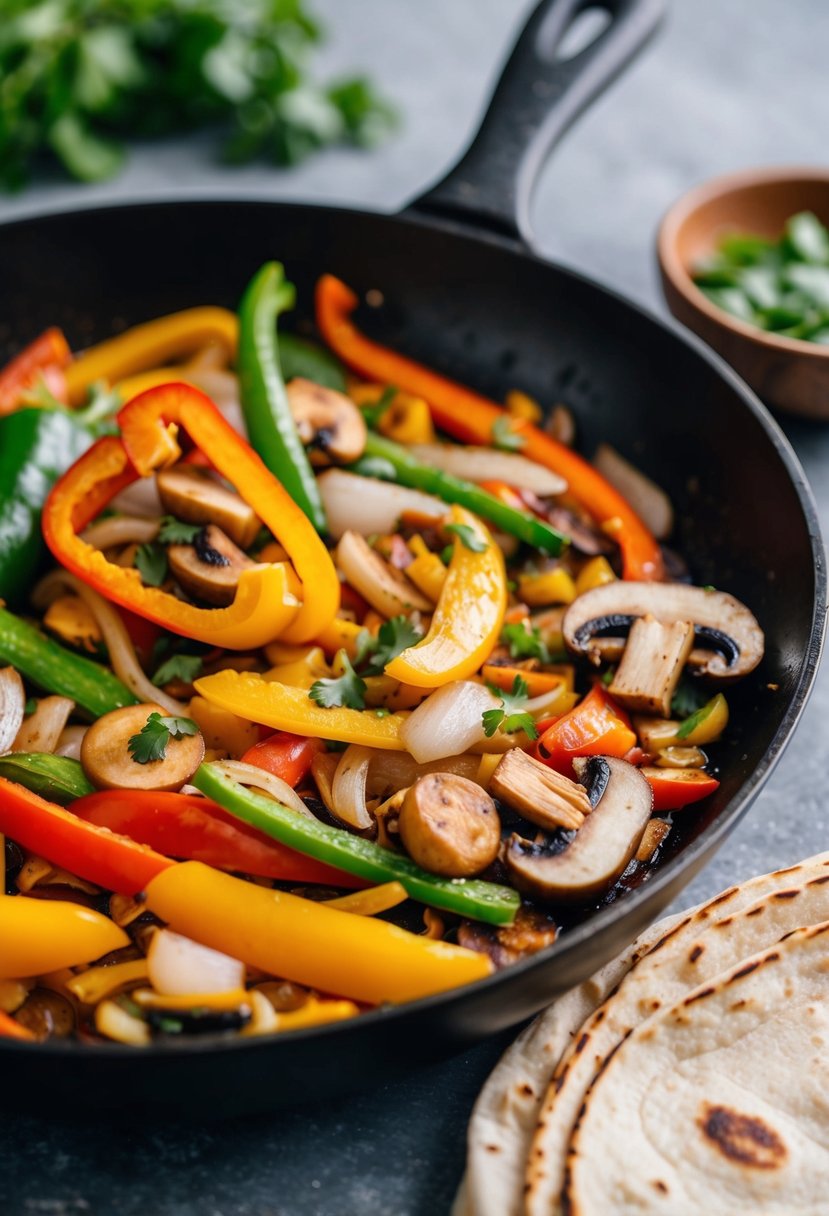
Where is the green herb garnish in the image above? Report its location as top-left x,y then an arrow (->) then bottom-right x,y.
354,615 -> 423,675
482,675 -> 538,740
128,712 -> 199,764
152,653 -> 204,687
671,677 -> 709,719
309,652 -> 367,710
157,516 -> 202,545
134,541 -> 168,588
500,620 -> 551,664
444,522 -> 487,553
491,415 -> 526,451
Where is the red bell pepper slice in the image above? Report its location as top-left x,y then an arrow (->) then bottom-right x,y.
0,1010 -> 34,1042
72,790 -> 363,887
640,766 -> 720,811
534,684 -> 636,778
0,328 -> 71,416
0,776 -> 173,895
240,732 -> 323,788
315,275 -> 664,581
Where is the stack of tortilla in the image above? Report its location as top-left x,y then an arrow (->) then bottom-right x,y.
454,851 -> 829,1215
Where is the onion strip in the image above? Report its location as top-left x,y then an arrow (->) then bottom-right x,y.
0,667 -> 25,754
33,570 -> 185,715
12,696 -> 74,754
81,515 -> 161,550
211,760 -> 312,819
331,744 -> 374,830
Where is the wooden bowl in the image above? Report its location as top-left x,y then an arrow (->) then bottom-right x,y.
658,166 -> 829,419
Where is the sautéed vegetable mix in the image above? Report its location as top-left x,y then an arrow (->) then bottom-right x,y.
0,265 -> 764,1045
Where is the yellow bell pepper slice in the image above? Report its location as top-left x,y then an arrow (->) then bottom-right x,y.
518,567 -> 577,607
0,895 -> 129,979
194,669 -> 410,750
575,555 -> 616,595
144,862 -> 492,1005
324,881 -> 408,915
385,505 -> 506,688
66,959 -> 149,1004
312,617 -> 364,659
65,307 -> 238,405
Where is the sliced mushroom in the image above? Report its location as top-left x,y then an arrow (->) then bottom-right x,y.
457,906 -> 559,968
635,817 -> 672,863
505,756 -> 652,902
286,378 -> 367,464
607,615 -> 694,716
489,748 -> 591,832
81,703 -> 204,792
563,581 -> 764,681
168,525 -> 258,606
156,465 -> 261,549
593,444 -> 674,541
335,530 -> 432,618
398,772 -> 501,878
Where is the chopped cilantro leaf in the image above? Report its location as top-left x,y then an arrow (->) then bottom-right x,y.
671,677 -> 709,718
444,522 -> 487,553
152,653 -> 204,687
134,541 -> 168,587
501,620 -> 550,664
23,697 -> 37,716
158,516 -> 202,545
600,666 -> 615,687
309,652 -> 367,710
676,699 -> 713,741
482,675 -> 538,740
354,615 -> 424,675
128,711 -> 199,764
491,415 -> 526,451
361,386 -> 397,429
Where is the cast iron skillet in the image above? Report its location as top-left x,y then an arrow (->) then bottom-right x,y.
0,0 -> 824,1114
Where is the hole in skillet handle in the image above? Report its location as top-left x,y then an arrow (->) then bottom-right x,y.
547,6 -> 613,63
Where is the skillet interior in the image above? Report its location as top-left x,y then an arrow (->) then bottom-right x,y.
0,199 -> 823,1113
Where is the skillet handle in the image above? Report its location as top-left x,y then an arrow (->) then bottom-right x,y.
408,0 -> 663,246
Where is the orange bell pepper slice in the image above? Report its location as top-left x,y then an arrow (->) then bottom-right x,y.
385,505 -> 506,688
640,766 -> 720,811
534,684 -> 636,778
118,382 -> 340,643
315,275 -> 663,581
0,327 -> 71,415
0,1009 -> 34,1041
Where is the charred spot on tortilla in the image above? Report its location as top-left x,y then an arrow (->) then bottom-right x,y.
699,1104 -> 787,1169
688,943 -> 704,963
772,888 -> 800,899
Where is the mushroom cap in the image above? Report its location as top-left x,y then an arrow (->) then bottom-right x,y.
562,581 -> 764,681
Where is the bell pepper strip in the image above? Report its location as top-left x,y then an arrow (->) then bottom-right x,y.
316,275 -> 663,580
0,895 -> 130,980
0,753 -> 95,805
42,435 -> 299,651
0,408 -> 92,604
640,766 -> 720,811
146,861 -> 493,1006
534,684 -> 637,778
193,762 -> 520,926
238,263 -> 327,532
0,1009 -> 34,1041
260,996 -> 359,1034
324,881 -> 408,915
72,789 -> 363,887
0,777 -> 174,896
66,958 -> 150,1005
0,607 -> 137,718
117,382 -> 339,643
353,433 -> 567,555
0,328 -> 71,415
195,669 -> 410,750
385,506 -> 507,688
240,731 -> 323,787
64,307 -> 238,406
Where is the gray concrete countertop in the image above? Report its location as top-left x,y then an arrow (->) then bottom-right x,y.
2,1 -> 828,1212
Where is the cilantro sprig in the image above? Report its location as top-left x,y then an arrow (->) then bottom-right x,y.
671,677 -> 709,719
482,675 -> 538,740
158,516 -> 202,545
134,542 -> 168,588
354,615 -> 424,675
500,620 -> 550,664
309,653 -> 367,711
152,653 -> 204,687
128,712 -> 199,764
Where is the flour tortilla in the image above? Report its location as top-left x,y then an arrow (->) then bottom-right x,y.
564,919 -> 829,1214
458,908 -> 690,1216
524,851 -> 829,1216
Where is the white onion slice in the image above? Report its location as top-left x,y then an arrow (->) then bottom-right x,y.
147,928 -> 245,997
110,478 -> 163,518
401,681 -> 500,764
331,744 -> 374,830
0,667 -> 25,754
594,443 -> 674,540
81,515 -> 161,550
54,725 -> 88,760
12,696 -> 74,754
317,469 -> 444,539
212,760 -> 313,819
410,444 -> 567,496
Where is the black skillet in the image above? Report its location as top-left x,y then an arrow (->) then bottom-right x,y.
0,0 -> 824,1114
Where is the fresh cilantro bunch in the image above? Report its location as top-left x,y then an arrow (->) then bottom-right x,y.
0,0 -> 395,191
482,675 -> 538,740
308,615 -> 424,710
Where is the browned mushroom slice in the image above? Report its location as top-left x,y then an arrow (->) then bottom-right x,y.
634,817 -> 672,863
505,756 -> 652,903
457,907 -> 559,968
489,748 -> 591,831
286,378 -> 367,464
607,615 -> 694,716
81,703 -> 205,793
167,525 -> 258,606
156,465 -> 261,549
563,581 -> 764,681
398,773 -> 501,878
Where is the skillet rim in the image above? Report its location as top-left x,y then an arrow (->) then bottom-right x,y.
0,195 -> 824,1063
